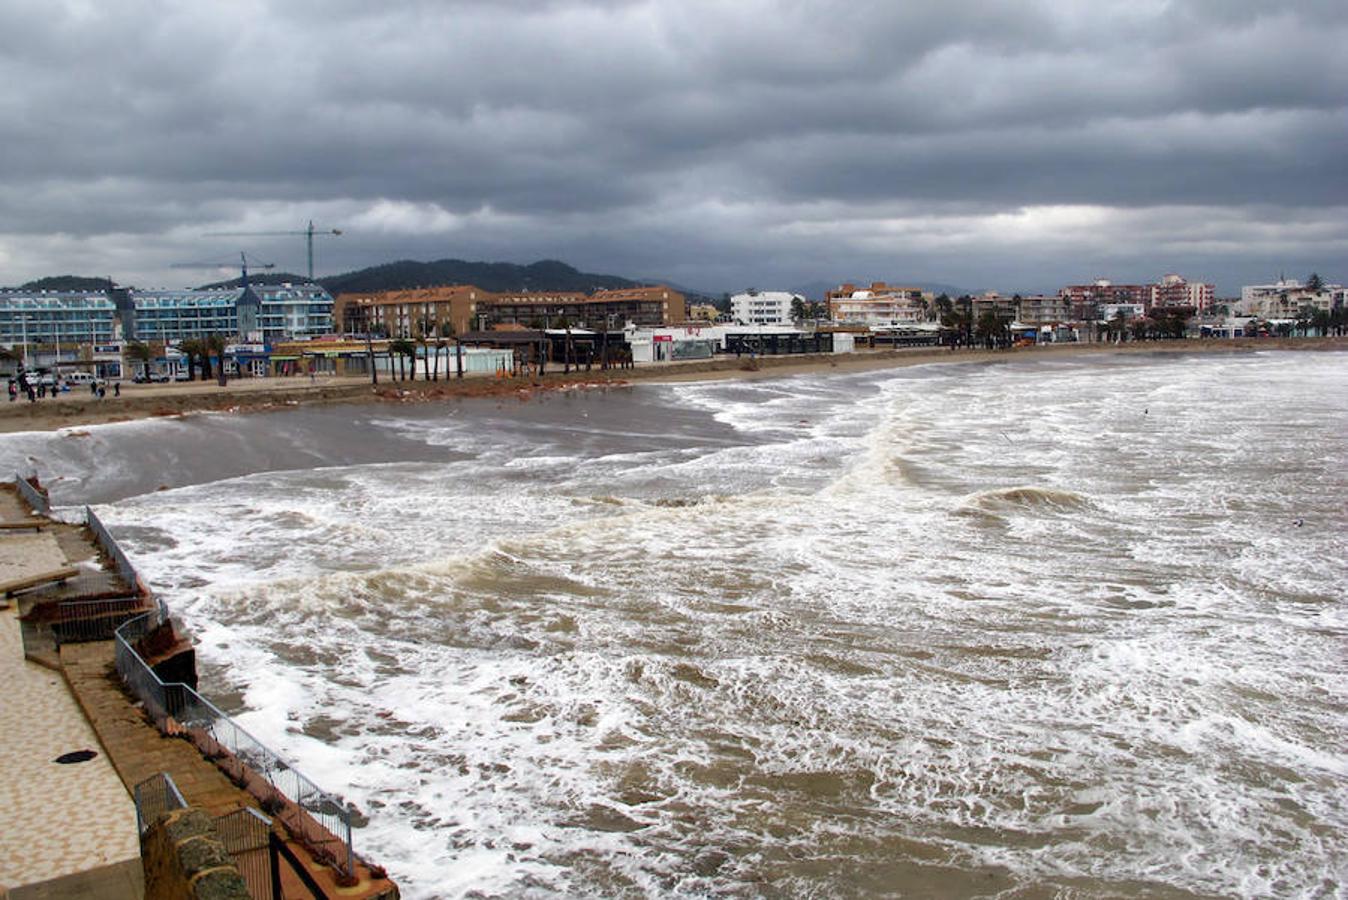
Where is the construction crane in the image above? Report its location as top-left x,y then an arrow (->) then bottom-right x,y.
171,252 -> 275,289
204,220 -> 342,281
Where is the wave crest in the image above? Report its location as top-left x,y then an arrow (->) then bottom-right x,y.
965,486 -> 1092,512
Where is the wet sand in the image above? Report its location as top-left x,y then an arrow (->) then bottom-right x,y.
1,337 -> 1342,434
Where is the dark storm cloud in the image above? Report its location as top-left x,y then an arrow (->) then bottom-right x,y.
0,0 -> 1344,292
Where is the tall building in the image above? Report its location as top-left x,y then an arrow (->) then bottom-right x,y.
1153,274 -> 1214,312
1059,276 -> 1214,314
730,290 -> 802,325
1058,280 -> 1154,319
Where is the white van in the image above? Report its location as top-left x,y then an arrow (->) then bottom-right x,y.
65,372 -> 105,387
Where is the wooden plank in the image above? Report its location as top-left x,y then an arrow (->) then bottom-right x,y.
0,565 -> 79,596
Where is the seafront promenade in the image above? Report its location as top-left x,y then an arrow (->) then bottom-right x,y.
0,480 -> 400,898
3,336 -> 1343,437
0,487 -> 142,897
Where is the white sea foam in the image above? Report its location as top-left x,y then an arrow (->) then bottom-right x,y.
79,351 -> 1348,898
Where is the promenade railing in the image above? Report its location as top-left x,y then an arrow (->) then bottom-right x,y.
133,772 -> 187,835
14,473 -> 50,517
85,505 -> 143,590
21,595 -> 153,657
115,608 -> 355,878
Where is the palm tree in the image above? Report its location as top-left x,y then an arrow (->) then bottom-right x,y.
125,341 -> 151,380
178,338 -> 203,380
1306,272 -> 1324,293
204,334 -> 228,385
388,339 -> 415,381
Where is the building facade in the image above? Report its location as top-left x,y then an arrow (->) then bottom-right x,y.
336,285 -> 484,337
484,286 -> 684,330
252,283 -> 335,341
1153,274 -> 1214,312
826,283 -> 932,325
1239,278 -> 1345,318
730,290 -> 802,325
123,289 -> 246,342
1014,294 -> 1074,324
0,291 -> 119,348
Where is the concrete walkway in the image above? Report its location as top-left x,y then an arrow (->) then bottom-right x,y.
0,606 -> 140,892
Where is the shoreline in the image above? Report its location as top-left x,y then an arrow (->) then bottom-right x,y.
1,336 -> 1343,434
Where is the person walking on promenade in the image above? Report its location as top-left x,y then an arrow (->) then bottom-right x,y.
113,381 -> 121,398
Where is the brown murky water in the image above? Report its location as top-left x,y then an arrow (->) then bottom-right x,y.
14,350 -> 1346,898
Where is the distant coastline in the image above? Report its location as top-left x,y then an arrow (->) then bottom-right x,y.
0,336 -> 1343,435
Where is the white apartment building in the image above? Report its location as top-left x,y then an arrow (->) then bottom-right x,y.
730,290 -> 803,325
1239,278 -> 1344,318
830,290 -> 930,325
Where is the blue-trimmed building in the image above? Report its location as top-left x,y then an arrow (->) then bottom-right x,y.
0,292 -> 118,346
0,282 -> 335,376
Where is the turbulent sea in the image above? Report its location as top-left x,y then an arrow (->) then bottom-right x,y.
6,350 -> 1346,898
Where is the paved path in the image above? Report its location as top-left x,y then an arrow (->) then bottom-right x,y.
0,607 -> 140,892
58,642 -> 249,819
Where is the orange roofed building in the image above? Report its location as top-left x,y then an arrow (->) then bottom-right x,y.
338,284 -> 686,335
336,285 -> 485,337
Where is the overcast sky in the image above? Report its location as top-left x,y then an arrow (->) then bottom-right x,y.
1,0 -> 1345,295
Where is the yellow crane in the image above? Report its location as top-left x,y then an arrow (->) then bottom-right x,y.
204,221 -> 342,281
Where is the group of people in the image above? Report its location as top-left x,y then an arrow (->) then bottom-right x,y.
7,373 -> 121,403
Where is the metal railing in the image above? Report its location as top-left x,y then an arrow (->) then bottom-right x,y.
115,608 -> 355,878
85,505 -> 142,589
14,473 -> 50,517
55,596 -> 150,643
134,772 -> 187,835
19,595 -> 151,658
217,807 -> 276,900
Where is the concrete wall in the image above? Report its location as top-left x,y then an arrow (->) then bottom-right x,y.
141,808 -> 249,900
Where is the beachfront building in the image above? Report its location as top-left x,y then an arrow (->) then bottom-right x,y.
1153,274 -> 1214,312
336,285 -> 484,338
969,292 -> 1019,322
827,282 -> 933,325
0,290 -> 119,348
112,283 -> 336,344
121,288 -> 249,343
1014,294 -> 1074,324
583,287 -> 686,328
1059,280 -> 1153,311
1238,278 -> 1344,318
252,283 -> 335,342
482,286 -> 686,331
480,291 -> 590,328
730,290 -> 802,326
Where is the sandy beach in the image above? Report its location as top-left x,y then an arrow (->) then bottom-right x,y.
1,336 -> 1342,434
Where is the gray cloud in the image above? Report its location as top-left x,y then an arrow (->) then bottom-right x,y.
1,0 -> 1345,294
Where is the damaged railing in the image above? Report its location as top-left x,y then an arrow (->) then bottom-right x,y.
14,473 -> 50,517
115,607 -> 355,879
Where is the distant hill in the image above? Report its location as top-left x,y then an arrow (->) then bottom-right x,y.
317,258 -> 648,295
16,275 -> 112,292
11,260 -> 722,302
